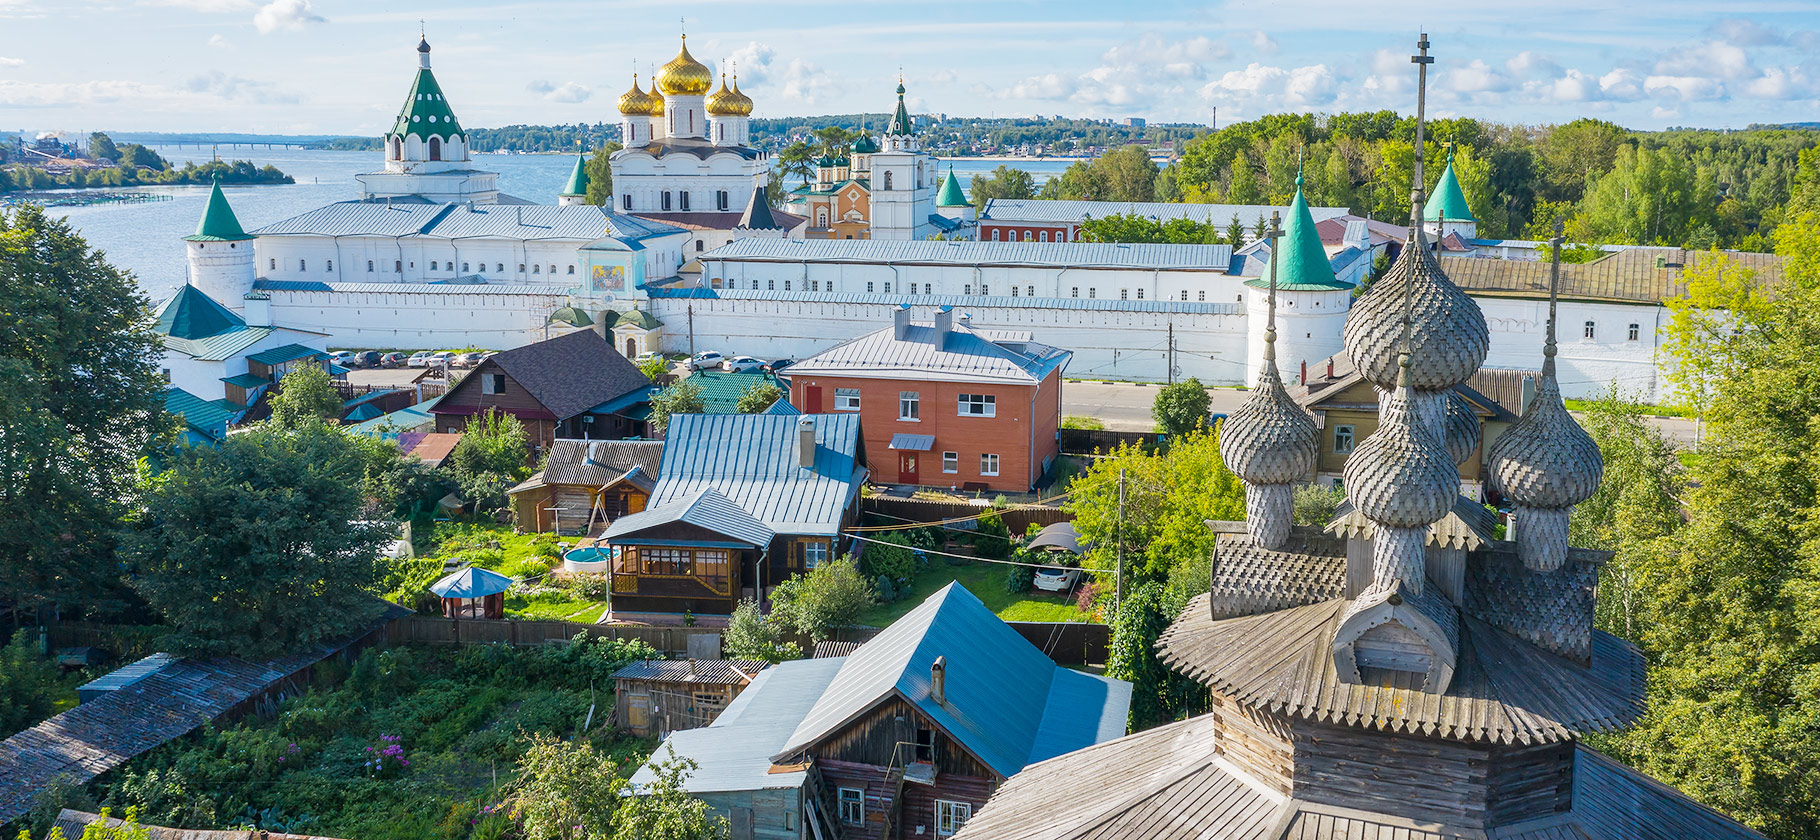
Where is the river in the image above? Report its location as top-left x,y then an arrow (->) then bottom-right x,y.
39,145 -> 1076,299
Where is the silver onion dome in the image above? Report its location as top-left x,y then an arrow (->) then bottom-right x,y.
1342,359 -> 1459,530
1487,373 -> 1601,510
1342,230 -> 1490,392
1443,389 -> 1482,466
1220,364 -> 1318,485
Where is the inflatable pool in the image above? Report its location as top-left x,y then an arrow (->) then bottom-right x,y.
563,546 -> 617,574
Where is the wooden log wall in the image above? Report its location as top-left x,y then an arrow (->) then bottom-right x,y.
1208,692 -> 1294,796
1485,739 -> 1575,825
1291,719 -> 1494,828
808,697 -> 993,780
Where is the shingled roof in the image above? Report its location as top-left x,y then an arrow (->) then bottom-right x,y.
434,330 -> 651,422
1440,248 -> 1783,305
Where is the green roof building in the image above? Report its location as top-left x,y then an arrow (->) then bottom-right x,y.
359,37 -> 501,204
936,168 -> 968,208
1422,147 -> 1478,240
559,154 -> 590,206
1245,176 -> 1353,293
184,177 -> 252,242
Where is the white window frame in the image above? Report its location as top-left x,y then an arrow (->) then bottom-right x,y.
980,454 -> 1000,476
838,788 -> 865,826
1583,321 -> 1596,340
942,451 -> 958,474
834,388 -> 861,412
803,541 -> 829,569
1334,424 -> 1356,454
936,800 -> 972,837
899,391 -> 920,421
957,394 -> 996,417
481,373 -> 504,395
1628,323 -> 1640,341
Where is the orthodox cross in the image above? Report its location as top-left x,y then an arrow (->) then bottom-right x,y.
1410,33 -> 1433,219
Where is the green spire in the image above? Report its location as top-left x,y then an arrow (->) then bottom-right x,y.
936,167 -> 968,207
1246,172 -> 1352,292
391,40 -> 465,141
560,154 -> 589,198
1423,147 -> 1475,223
156,283 -> 244,340
889,78 -> 913,136
184,176 -> 252,242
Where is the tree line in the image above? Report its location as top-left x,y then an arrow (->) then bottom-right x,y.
0,133 -> 292,194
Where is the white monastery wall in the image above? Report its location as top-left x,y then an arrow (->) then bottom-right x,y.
700,258 -> 1248,304
264,286 -> 569,350
1476,297 -> 1668,400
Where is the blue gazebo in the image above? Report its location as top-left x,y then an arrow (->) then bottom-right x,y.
431,566 -> 514,619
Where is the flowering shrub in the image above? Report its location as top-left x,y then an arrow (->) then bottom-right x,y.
364,733 -> 410,777
1076,580 -> 1102,614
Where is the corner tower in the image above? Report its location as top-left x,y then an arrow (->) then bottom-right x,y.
1422,145 -> 1477,240
355,36 -> 500,204
184,176 -> 256,312
1242,169 -> 1352,385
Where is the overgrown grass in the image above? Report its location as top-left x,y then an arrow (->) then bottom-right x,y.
855,560 -> 1094,627
1564,398 -> 1696,419
421,523 -> 606,621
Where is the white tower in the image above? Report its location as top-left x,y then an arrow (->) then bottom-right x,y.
1242,177 -> 1353,385
617,74 -> 656,147
355,37 -> 500,204
705,73 -> 754,148
184,177 -> 257,312
869,79 -> 937,241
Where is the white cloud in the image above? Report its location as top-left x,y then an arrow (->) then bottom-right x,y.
1202,62 -> 1339,108
723,41 -> 834,104
543,82 -> 591,103
526,80 -> 554,95
184,70 -> 299,103
1250,31 -> 1278,55
1652,105 -> 1682,120
1644,74 -> 1727,101
926,70 -> 957,85
1449,59 -> 1510,93
1598,67 -> 1645,100
207,34 -> 227,48
1709,18 -> 1783,47
1506,51 -> 1562,79
0,79 -> 180,107
144,0 -> 253,11
1004,72 -> 1074,100
252,0 -> 321,34
0,56 -> 22,67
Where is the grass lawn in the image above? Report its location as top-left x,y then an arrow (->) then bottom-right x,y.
855,560 -> 1095,627
424,522 -> 609,622
505,590 -> 610,623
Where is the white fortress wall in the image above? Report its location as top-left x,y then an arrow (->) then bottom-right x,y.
1476,296 -> 1669,401
260,282 -> 569,350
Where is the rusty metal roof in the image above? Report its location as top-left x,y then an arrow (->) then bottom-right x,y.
611,658 -> 768,685
1440,248 -> 1783,305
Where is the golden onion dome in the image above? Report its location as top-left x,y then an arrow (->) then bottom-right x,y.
705,74 -> 741,116
617,74 -> 655,116
648,80 -> 664,117
656,35 -> 713,95
727,74 -> 755,116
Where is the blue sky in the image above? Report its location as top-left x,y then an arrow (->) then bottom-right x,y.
2,0 -> 1818,134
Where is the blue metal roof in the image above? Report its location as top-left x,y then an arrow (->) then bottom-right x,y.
629,658 -> 845,795
774,583 -> 1131,778
700,237 -> 1233,271
888,433 -> 935,451
785,316 -> 1071,386
252,200 -> 684,242
647,414 -> 867,538
430,565 -> 514,599
604,488 -> 776,548
246,343 -> 327,365
162,386 -> 238,442
762,399 -> 801,415
588,386 -> 658,416
349,394 -> 443,438
252,278 -> 569,295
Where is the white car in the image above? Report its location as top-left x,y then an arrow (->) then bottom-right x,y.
407,351 -> 436,368
327,350 -> 355,365
1032,567 -> 1082,593
634,351 -> 664,365
687,351 -> 725,371
431,351 -> 458,367
722,355 -> 764,373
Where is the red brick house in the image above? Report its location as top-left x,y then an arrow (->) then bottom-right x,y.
783,305 -> 1070,492
431,329 -> 654,456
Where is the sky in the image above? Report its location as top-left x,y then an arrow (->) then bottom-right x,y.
2,0 -> 1819,135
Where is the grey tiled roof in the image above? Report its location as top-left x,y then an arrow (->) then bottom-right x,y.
541,439 -> 664,487
980,198 -> 1349,227
784,318 -> 1070,386
610,659 -> 768,685
436,330 -> 651,421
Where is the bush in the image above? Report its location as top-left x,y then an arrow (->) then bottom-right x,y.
1005,564 -> 1035,594
857,532 -> 918,590
0,629 -> 60,737
723,599 -> 800,663
770,557 -> 874,642
563,573 -> 612,600
1292,483 -> 1344,526
505,557 -> 552,581
1060,415 -> 1105,430
972,508 -> 1012,559
381,556 -> 447,614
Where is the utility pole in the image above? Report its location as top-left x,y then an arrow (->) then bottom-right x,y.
687,305 -> 696,359
1166,322 -> 1175,385
1115,468 -> 1125,618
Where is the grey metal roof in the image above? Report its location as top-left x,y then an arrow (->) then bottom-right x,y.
647,413 -> 868,538
784,317 -> 1071,386
628,657 -> 846,795
773,583 -> 1131,779
1026,522 -> 1084,554
611,659 -> 768,685
252,278 -> 565,295
76,653 -> 179,695
540,439 -> 664,487
980,198 -> 1349,228
251,200 -> 684,242
605,488 -> 775,547
699,237 -> 1234,271
647,285 -> 1242,315
888,433 -> 935,451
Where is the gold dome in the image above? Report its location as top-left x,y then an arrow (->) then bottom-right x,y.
656,35 -> 713,96
706,74 -> 744,116
727,74 -> 755,116
648,80 -> 664,117
617,74 -> 655,116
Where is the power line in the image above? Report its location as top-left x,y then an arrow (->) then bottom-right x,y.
845,533 -> 1090,573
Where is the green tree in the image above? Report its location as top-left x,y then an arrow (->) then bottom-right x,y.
583,141 -> 624,206
266,364 -> 343,428
649,380 -> 705,435
128,421 -> 391,658
1065,429 -> 1245,587
617,748 -> 730,840
734,381 -> 785,414
0,629 -> 60,737
1,206 -> 165,616
1151,378 -> 1212,437
968,165 -> 1037,209
638,355 -> 670,381
511,733 -> 625,840
1106,581 -> 1205,730
88,132 -> 120,162
1658,253 -> 1771,425
775,140 -> 817,187
769,556 -> 874,644
1567,389 -> 1684,640
1535,118 -> 1627,203
722,599 -> 800,663
448,408 -> 531,514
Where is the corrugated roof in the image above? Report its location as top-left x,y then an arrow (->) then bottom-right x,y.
784,315 -> 1070,386
680,370 -> 781,414
628,658 -> 845,795
611,659 -> 768,685
540,439 -> 664,487
1440,248 -> 1783,305
252,278 -> 566,295
699,237 -> 1234,271
605,488 -> 776,547
888,433 -> 935,451
648,285 -> 1241,314
762,399 -> 801,415
774,583 -> 1131,779
980,198 -> 1349,227
156,284 -> 242,340
649,413 -> 867,537
245,343 -> 327,365
162,387 -> 238,441
252,201 -> 683,242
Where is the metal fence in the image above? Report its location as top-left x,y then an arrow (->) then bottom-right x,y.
386,615 -> 723,658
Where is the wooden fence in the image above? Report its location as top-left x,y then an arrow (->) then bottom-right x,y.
386,615 -> 724,658
1058,428 -> 1164,455
861,496 -> 1070,534
1006,621 -> 1111,666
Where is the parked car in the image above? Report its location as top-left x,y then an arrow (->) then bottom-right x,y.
722,355 -> 765,373
634,351 -> 664,365
1032,566 -> 1082,593
328,350 -> 355,366
687,351 -> 725,371
454,351 -> 486,368
763,358 -> 795,374
356,351 -> 384,368
430,351 -> 458,367
381,352 -> 409,368
407,351 -> 435,368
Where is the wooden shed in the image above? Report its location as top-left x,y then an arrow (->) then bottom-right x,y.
612,658 -> 768,738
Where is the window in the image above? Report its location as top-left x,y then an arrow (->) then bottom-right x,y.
325,259 -> 332,271
1010,286 -> 1019,297
980,284 -> 989,296
519,264 -> 526,273
1135,289 -> 1144,299
811,280 -> 820,292
299,259 -> 306,271
899,391 -> 919,420
838,789 -> 864,826
1334,424 -> 1356,454
991,229 -> 1001,241
717,190 -> 729,211
768,279 -> 775,290
958,394 -> 996,417
368,260 -> 374,272
834,388 -> 861,411
803,540 -> 828,568
1628,323 -> 1640,341
496,263 -> 504,273
936,801 -> 972,837
980,453 -> 1000,476
884,171 -> 894,190
270,258 -> 277,270
1071,287 -> 1079,298
662,191 -> 673,211
1180,289 -> 1188,301
784,280 -> 792,291
942,451 -> 958,473
533,264 -> 541,274
964,284 -> 973,295
925,284 -> 932,294
679,192 -> 690,211
550,264 -> 557,275
1198,291 -> 1206,301
868,281 -> 875,293
430,261 -> 438,271
884,282 -> 893,293
1026,286 -> 1034,297
915,728 -> 934,761
461,262 -> 469,272
1120,289 -> 1128,300
481,373 -> 506,395
623,194 -> 632,211
395,260 -> 403,273
1023,231 -> 1034,242
1583,321 -> 1596,339
1088,288 -> 1096,298
1039,230 -> 1049,242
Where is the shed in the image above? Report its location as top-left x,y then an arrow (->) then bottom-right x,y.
431,566 -> 514,619
611,658 -> 769,738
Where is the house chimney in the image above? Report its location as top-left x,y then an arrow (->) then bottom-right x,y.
1326,357 -> 1335,379
957,313 -> 971,330
932,305 -> 953,338
930,656 -> 946,705
242,291 -> 271,328
1300,360 -> 1307,385
798,418 -> 816,469
894,303 -> 912,340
